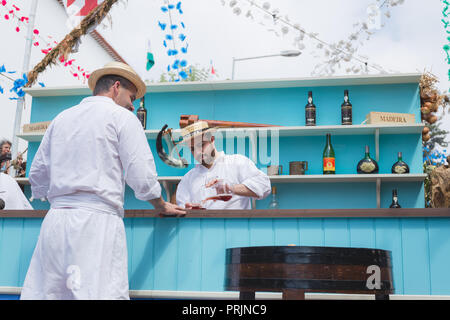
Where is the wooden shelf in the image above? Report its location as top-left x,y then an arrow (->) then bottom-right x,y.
17,123 -> 424,142
1,208 -> 448,219
16,174 -> 426,186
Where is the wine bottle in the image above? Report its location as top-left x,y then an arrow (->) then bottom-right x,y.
341,89 -> 352,125
305,91 -> 316,126
267,186 -> 279,209
389,189 -> 401,208
391,152 -> 410,174
356,145 -> 379,174
136,97 -> 147,129
323,133 -> 336,174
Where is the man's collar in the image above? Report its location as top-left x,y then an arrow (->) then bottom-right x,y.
81,95 -> 115,105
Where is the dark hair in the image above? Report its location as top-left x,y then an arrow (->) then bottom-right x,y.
0,140 -> 12,148
93,74 -> 136,96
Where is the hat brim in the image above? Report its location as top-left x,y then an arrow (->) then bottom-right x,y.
178,127 -> 218,146
88,67 -> 146,99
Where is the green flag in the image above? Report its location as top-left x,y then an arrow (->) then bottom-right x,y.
146,40 -> 155,71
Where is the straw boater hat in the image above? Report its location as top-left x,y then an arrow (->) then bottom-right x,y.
88,61 -> 146,99
179,121 -> 217,146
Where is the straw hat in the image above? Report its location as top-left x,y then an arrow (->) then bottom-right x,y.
88,61 -> 146,99
179,121 -> 217,146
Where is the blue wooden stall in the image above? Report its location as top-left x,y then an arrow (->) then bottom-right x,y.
1,73 -> 449,299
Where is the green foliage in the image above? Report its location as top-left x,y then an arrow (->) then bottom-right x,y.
158,64 -> 216,83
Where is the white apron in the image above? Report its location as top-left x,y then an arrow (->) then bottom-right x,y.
20,207 -> 128,300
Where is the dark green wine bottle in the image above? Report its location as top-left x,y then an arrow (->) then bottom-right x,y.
323,133 -> 335,174
341,89 -> 352,125
389,189 -> 401,208
391,152 -> 410,174
136,97 -> 147,130
305,91 -> 316,126
357,145 -> 379,174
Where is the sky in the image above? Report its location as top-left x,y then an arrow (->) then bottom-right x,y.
0,0 -> 449,155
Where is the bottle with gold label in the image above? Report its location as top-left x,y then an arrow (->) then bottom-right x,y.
323,133 -> 335,174
356,145 -> 379,174
391,152 -> 410,174
136,97 -> 147,129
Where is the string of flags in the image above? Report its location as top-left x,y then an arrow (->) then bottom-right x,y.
0,0 -> 91,85
442,0 -> 450,92
0,64 -> 45,100
158,0 -> 189,81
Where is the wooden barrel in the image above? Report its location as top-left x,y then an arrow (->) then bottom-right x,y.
225,246 -> 394,300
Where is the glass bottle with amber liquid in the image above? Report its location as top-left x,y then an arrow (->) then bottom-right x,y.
136,97 -> 147,129
391,152 -> 410,174
389,189 -> 401,208
323,133 -> 335,174
341,89 -> 352,125
305,91 -> 316,126
356,145 -> 379,174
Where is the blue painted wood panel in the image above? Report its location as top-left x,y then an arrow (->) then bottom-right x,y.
2,217 -> 448,295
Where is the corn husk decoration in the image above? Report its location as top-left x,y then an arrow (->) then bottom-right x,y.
419,72 -> 448,141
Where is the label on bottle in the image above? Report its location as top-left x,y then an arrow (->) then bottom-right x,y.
306,107 -> 316,125
341,106 -> 352,125
137,112 -> 147,129
323,157 -> 335,172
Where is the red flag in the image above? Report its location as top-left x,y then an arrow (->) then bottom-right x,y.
64,0 -> 103,17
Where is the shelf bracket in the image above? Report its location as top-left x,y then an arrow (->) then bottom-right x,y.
161,180 -> 171,202
376,178 -> 381,209
375,128 -> 380,162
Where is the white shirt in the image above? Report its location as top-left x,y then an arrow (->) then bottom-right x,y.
0,173 -> 33,210
176,151 -> 271,209
29,96 -> 161,216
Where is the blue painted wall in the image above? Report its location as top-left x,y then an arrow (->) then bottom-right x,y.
26,82 -> 424,209
1,79 -> 437,296
1,216 -> 450,295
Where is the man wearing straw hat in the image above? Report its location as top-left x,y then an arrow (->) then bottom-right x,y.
21,62 -> 185,300
176,121 -> 271,210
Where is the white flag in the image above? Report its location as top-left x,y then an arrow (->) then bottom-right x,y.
64,0 -> 104,29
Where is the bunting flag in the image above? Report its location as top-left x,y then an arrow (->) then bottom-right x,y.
0,0 -> 91,83
64,0 -> 104,17
210,60 -> 216,76
158,1 -> 189,81
146,39 -> 155,71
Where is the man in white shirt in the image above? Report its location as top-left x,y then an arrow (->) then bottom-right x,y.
176,121 -> 271,210
0,172 -> 33,210
21,62 -> 185,300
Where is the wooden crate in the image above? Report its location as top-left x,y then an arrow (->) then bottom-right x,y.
366,112 -> 415,124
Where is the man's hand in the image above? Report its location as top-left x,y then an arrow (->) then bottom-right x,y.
185,202 -> 205,210
205,178 -> 235,194
149,197 -> 186,217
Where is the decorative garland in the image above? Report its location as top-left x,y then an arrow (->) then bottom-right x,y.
0,1 -> 91,84
26,0 -> 119,87
219,0 -> 405,76
442,0 -> 450,92
0,64 -> 45,100
158,0 -> 189,81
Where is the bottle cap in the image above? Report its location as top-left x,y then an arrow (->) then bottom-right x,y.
272,186 -> 277,194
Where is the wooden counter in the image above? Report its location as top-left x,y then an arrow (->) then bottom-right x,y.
1,208 -> 449,218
